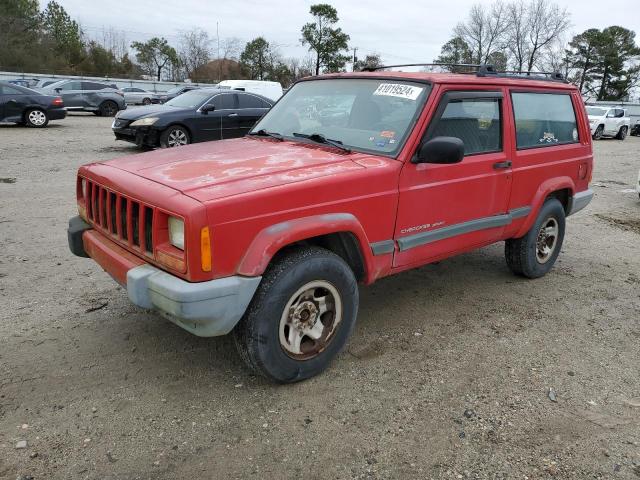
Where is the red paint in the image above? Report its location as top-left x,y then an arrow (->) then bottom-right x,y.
76,72 -> 592,285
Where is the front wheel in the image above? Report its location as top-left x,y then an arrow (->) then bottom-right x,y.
616,126 -> 628,140
592,125 -> 604,140
505,198 -> 566,279
142,97 -> 152,105
160,126 -> 190,148
99,101 -> 118,117
24,108 -> 48,128
233,247 -> 359,383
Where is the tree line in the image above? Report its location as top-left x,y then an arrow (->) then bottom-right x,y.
2,0 -> 638,99
434,0 -> 640,100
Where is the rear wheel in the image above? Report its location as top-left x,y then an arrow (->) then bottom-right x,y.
616,126 -> 628,140
160,126 -> 190,148
24,108 -> 48,128
142,97 -> 152,105
505,198 -> 566,279
233,247 -> 359,383
592,125 -> 604,140
99,100 -> 118,117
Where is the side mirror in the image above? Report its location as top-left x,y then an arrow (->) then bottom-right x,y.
413,136 -> 464,164
201,104 -> 215,113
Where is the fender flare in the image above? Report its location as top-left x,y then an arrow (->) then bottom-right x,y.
236,213 -> 374,279
514,176 -> 575,238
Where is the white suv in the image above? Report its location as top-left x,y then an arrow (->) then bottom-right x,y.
586,106 -> 630,140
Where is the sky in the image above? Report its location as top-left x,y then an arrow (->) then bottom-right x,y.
56,0 -> 639,65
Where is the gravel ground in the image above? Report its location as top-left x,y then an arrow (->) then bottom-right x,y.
1,113 -> 639,480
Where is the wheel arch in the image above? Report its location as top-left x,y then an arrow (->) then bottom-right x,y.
514,177 -> 575,238
236,213 -> 374,283
163,122 -> 193,140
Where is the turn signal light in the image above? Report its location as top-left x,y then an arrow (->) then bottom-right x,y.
200,227 -> 212,272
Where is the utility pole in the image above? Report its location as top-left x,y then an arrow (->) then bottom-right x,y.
217,21 -> 221,82
352,47 -> 358,71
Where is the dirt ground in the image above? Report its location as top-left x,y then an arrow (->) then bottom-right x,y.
1,113 -> 639,480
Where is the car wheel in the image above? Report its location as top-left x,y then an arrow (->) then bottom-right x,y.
99,101 -> 118,117
592,125 -> 604,140
24,108 -> 48,128
505,198 -> 566,279
142,97 -> 152,105
233,247 -> 359,383
160,126 -> 190,148
615,126 -> 628,140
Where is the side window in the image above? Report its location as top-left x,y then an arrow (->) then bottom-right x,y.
60,81 -> 81,91
238,94 -> 268,109
0,85 -> 24,95
82,82 -> 108,91
512,92 -> 578,149
615,109 -> 625,118
427,96 -> 502,156
213,93 -> 237,110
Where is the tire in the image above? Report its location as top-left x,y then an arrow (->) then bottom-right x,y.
24,108 -> 48,128
615,126 -> 628,140
99,100 -> 118,117
142,97 -> 152,105
592,125 -> 604,140
505,198 -> 566,279
233,247 -> 359,383
160,125 -> 190,148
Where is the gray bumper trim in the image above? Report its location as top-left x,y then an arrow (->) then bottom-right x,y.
127,265 -> 261,337
568,188 -> 594,216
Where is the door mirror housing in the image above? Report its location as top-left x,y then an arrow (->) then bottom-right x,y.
413,137 -> 464,164
201,104 -> 216,113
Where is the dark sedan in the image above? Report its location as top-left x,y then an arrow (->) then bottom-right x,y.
0,81 -> 66,127
112,88 -> 273,148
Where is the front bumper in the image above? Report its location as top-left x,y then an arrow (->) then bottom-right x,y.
67,216 -> 261,337
112,125 -> 160,147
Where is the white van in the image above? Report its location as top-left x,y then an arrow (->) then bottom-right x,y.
217,80 -> 283,101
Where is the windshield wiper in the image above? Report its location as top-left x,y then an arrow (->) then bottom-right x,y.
248,129 -> 283,141
292,132 -> 351,153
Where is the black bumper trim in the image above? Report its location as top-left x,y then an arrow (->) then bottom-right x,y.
68,216 -> 92,258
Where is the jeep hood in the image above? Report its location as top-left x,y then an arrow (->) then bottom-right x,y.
102,137 -> 370,202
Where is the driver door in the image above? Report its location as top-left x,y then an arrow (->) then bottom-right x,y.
393,88 -> 513,268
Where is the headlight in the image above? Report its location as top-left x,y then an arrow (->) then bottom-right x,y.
168,216 -> 184,250
81,178 -> 87,200
130,117 -> 158,127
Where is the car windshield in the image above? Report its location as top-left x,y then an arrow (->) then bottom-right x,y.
586,107 -> 608,116
251,78 -> 431,155
164,90 -> 213,108
42,80 -> 66,90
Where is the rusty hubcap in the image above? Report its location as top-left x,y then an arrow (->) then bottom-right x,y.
279,280 -> 342,360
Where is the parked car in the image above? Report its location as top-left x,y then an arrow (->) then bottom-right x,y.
630,118 -> 640,136
217,80 -> 283,101
163,85 -> 200,102
122,87 -> 163,105
8,78 -> 38,88
111,88 -> 272,148
40,79 -> 125,116
0,81 -> 66,127
68,67 -> 593,383
586,105 -> 630,140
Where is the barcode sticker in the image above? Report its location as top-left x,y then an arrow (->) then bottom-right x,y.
373,83 -> 423,100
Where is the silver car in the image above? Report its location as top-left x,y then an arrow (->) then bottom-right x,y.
122,87 -> 163,105
40,80 -> 126,116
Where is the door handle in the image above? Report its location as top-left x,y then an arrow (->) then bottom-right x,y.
228,113 -> 238,117
493,160 -> 512,169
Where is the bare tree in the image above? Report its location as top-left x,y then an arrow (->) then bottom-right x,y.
219,37 -> 242,60
524,0 -> 570,72
178,28 -> 211,79
505,0 -> 529,72
454,2 -> 509,64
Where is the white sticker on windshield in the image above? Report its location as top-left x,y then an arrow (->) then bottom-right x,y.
373,83 -> 423,100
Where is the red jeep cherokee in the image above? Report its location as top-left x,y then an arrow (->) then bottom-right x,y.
68,66 -> 593,383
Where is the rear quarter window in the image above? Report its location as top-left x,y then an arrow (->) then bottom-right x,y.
511,92 -> 579,149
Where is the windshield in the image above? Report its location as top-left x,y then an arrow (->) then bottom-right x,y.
42,80 -> 66,90
251,79 -> 430,155
165,90 -> 213,108
586,106 -> 608,116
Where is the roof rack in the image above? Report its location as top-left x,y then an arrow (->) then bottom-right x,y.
362,63 -> 568,83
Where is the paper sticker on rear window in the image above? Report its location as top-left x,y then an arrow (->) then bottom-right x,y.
373,83 -> 423,100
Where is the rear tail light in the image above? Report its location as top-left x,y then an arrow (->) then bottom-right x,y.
52,97 -> 63,106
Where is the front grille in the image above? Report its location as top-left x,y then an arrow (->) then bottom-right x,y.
86,180 -> 154,256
